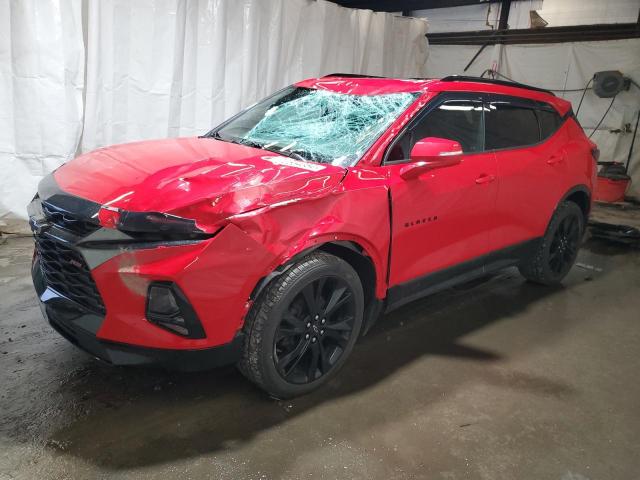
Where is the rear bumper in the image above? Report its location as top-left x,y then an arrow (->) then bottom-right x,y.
33,258 -> 244,370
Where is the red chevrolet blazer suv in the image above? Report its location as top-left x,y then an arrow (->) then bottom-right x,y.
29,74 -> 597,398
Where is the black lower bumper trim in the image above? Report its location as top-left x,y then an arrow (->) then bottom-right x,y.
48,310 -> 244,371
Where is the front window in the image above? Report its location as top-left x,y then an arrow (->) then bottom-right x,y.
210,87 -> 419,167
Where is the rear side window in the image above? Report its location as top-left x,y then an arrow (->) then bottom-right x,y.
537,108 -> 562,140
386,99 -> 483,162
485,102 -> 539,150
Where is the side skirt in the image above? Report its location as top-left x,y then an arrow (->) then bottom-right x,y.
385,238 -> 542,313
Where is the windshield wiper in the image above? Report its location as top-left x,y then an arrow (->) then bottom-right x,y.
270,148 -> 307,162
208,132 -> 262,149
207,133 -> 308,162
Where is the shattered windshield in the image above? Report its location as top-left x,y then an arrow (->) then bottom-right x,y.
210,87 -> 419,167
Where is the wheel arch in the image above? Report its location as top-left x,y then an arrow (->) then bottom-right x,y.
559,184 -> 591,225
249,239 -> 385,336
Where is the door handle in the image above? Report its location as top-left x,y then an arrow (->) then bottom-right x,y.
475,174 -> 496,184
547,154 -> 565,165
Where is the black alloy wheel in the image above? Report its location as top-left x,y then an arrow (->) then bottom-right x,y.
238,252 -> 364,398
548,214 -> 581,274
274,276 -> 356,384
518,200 -> 584,285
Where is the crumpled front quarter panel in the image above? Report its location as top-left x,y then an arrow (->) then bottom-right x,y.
230,166 -> 392,299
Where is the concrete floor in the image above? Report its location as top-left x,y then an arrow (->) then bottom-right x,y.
0,235 -> 639,480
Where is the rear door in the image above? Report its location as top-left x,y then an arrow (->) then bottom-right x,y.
383,94 -> 498,288
485,95 -> 569,250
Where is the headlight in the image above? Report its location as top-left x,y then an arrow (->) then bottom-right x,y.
98,207 -> 211,240
118,211 -> 204,236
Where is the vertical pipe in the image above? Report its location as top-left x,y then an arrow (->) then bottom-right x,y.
625,108 -> 640,174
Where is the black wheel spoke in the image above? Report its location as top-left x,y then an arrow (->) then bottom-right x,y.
276,327 -> 301,342
323,286 -> 350,318
307,342 -> 320,380
568,219 -> 580,241
277,338 -> 310,376
282,312 -> 305,329
324,316 -> 354,331
318,340 -> 332,373
560,218 -> 569,236
323,329 -> 348,348
315,277 -> 327,309
302,283 -> 318,315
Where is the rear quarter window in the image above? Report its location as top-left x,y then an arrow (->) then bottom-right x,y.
485,102 -> 540,150
537,108 -> 563,140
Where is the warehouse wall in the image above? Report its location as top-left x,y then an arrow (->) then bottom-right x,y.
0,0 -> 428,232
412,0 -> 640,32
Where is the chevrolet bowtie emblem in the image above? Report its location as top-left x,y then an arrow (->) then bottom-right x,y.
31,217 -> 52,235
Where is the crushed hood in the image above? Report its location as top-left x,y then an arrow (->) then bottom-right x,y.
53,137 -> 346,229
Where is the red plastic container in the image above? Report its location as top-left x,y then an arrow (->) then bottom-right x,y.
594,162 -> 630,203
594,176 -> 630,202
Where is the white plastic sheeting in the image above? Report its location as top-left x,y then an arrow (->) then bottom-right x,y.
82,0 -> 428,151
0,0 -> 85,232
426,39 -> 640,197
0,0 -> 429,231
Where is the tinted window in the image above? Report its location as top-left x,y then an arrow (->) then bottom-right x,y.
387,100 -> 483,162
485,102 -> 539,150
537,108 -> 562,140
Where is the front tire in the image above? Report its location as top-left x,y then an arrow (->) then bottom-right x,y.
518,201 -> 584,285
238,252 -> 364,398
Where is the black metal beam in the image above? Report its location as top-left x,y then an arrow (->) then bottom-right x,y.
328,0 -> 502,12
497,0 -> 511,30
427,23 -> 640,45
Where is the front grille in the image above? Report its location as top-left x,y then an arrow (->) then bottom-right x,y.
35,236 -> 106,314
42,201 -> 101,237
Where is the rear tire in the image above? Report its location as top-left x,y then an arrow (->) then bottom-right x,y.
238,252 -> 364,399
518,201 -> 584,286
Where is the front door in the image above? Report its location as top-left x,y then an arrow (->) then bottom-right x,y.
383,95 -> 498,288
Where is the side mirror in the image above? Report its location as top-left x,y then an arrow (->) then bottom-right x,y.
400,137 -> 463,180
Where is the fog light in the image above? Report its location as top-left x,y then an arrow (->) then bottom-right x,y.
148,285 -> 180,316
146,283 -> 206,339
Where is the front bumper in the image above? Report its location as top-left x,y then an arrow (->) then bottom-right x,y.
32,258 -> 245,370
28,175 -> 278,368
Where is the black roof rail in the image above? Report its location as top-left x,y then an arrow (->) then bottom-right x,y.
440,75 -> 555,96
322,73 -> 386,78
